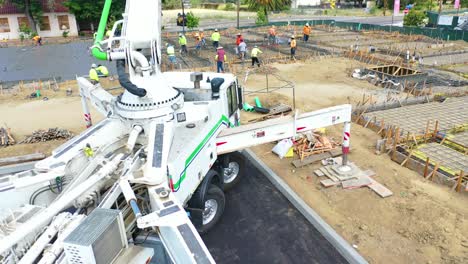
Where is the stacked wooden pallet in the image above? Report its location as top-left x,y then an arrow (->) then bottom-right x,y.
19,128 -> 73,144
294,133 -> 339,161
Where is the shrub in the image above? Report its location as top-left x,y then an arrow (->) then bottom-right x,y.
224,3 -> 236,11
255,10 -> 268,26
186,11 -> 200,29
62,30 -> 69,38
19,23 -> 32,35
403,10 -> 427,27
369,6 -> 378,15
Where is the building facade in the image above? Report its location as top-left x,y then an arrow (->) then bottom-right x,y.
0,0 -> 78,39
291,0 -> 322,8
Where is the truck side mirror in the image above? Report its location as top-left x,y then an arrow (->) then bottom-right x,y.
237,85 -> 243,109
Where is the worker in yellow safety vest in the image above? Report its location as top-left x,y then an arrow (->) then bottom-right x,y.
166,43 -> 177,64
251,45 -> 262,67
96,64 -> 109,77
178,33 -> 188,54
211,29 -> 220,49
84,143 -> 94,158
89,64 -> 99,84
32,35 -> 42,46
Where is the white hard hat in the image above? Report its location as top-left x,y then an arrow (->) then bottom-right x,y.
291,35 -> 295,39
91,63 -> 97,68
306,23 -> 309,26
214,28 -> 218,32
254,45 -> 258,48
179,33 -> 182,36
217,46 -> 223,49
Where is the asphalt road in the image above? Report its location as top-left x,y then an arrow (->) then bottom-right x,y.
203,159 -> 348,264
0,41 -> 116,84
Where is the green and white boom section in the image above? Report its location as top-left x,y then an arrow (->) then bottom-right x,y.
0,0 -> 353,263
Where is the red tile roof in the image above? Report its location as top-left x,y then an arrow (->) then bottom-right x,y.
0,0 -> 69,15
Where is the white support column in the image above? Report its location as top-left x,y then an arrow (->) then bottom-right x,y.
342,121 -> 351,166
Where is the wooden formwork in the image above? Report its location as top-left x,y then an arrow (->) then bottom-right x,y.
353,97 -> 468,193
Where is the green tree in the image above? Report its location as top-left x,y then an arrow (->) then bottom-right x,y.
403,9 -> 427,26
64,0 -> 125,29
186,11 -> 199,29
247,0 -> 291,23
255,9 -> 267,26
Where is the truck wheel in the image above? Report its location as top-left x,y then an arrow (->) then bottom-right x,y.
222,152 -> 245,191
198,184 -> 225,234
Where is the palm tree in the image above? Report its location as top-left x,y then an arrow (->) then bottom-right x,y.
247,0 -> 291,23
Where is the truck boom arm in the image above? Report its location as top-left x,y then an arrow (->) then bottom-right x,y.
216,104 -> 352,154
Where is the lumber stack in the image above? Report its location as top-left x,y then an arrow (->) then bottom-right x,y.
0,127 -> 15,146
20,128 -> 73,144
294,132 -> 340,161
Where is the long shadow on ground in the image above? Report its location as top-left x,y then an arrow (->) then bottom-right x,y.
203,158 -> 348,264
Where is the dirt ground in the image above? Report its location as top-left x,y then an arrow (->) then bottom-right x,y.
1,58 -> 467,263
243,60 -> 468,264
0,78 -> 118,158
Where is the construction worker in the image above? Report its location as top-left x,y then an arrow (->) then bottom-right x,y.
211,29 -> 220,49
199,29 -> 206,48
238,39 -> 247,62
290,35 -> 297,60
268,25 -> 276,45
235,33 -> 242,56
96,64 -> 109,77
215,47 -> 227,73
178,33 -> 187,54
166,43 -> 177,64
83,143 -> 94,158
303,23 -> 311,42
251,45 -> 262,67
32,35 -> 42,46
194,32 -> 201,51
89,64 -> 99,84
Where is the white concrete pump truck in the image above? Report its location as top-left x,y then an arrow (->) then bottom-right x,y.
0,0 -> 352,263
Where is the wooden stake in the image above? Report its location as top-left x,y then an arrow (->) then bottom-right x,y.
424,120 -> 430,143
433,120 -> 439,138
400,149 -> 413,166
456,170 -> 464,192
423,157 -> 430,178
377,120 -> 385,135
412,134 -> 418,146
427,163 -> 439,181
392,134 -> 398,161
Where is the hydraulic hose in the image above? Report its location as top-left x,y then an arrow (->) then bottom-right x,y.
116,59 -> 147,97
91,0 -> 113,60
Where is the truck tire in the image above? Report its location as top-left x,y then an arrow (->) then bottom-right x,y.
198,184 -> 225,234
222,151 -> 245,191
